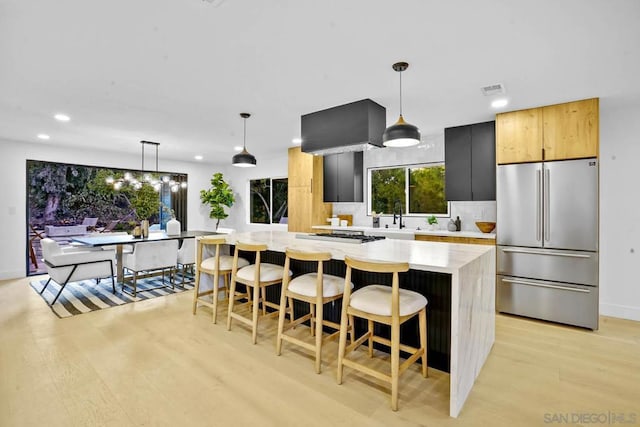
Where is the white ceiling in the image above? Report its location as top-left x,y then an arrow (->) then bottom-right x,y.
1,0 -> 639,165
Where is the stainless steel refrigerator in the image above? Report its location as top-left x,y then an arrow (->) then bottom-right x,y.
496,158 -> 599,330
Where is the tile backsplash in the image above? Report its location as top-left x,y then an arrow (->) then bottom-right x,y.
329,133 -> 497,232
332,201 -> 496,232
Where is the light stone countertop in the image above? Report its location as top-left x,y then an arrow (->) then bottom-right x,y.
222,230 -> 496,418
311,225 -> 496,240
225,230 -> 494,274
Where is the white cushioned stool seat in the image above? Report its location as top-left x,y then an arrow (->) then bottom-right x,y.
201,255 -> 248,272
236,263 -> 291,282
288,273 -> 353,298
349,285 -> 428,317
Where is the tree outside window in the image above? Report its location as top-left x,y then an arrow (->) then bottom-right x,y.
370,164 -> 447,216
250,177 -> 288,224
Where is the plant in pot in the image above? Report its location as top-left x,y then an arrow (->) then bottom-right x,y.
130,183 -> 160,237
200,172 -> 235,230
427,215 -> 439,231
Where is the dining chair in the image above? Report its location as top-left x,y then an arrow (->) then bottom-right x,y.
121,240 -> 179,297
40,238 -> 116,305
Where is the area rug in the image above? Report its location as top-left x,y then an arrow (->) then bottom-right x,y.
30,273 -> 195,318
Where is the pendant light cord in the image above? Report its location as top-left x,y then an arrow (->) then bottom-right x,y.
243,117 -> 247,150
399,71 -> 403,117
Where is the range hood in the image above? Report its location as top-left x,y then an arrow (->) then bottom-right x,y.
301,99 -> 386,155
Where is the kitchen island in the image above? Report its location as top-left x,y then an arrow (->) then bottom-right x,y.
225,230 -> 495,417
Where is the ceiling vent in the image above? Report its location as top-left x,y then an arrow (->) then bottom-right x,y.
481,83 -> 506,96
202,0 -> 226,6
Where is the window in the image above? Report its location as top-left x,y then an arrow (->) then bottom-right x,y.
369,163 -> 448,216
249,177 -> 288,224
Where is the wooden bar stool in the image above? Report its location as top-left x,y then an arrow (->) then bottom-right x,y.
276,248 -> 354,374
227,242 -> 292,344
193,236 -> 249,323
336,256 -> 428,411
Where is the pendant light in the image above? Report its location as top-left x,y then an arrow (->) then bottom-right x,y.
232,113 -> 257,167
382,62 -> 421,147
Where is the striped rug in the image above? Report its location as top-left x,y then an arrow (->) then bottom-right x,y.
30,273 -> 194,318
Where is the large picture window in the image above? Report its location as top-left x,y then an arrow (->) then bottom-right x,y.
26,159 -> 188,276
249,177 -> 288,224
369,163 -> 448,216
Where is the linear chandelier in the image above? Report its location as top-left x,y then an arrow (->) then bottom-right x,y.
105,141 -> 187,192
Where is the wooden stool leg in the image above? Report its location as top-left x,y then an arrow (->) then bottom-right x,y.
309,303 -> 316,336
251,285 -> 260,344
367,319 -> 374,357
223,273 -> 229,300
192,268 -> 201,315
212,269 -> 220,324
419,308 -> 428,378
276,289 -> 289,356
314,299 -> 323,374
336,305 -> 350,385
261,287 -> 267,316
390,317 -> 400,411
227,275 -> 238,331
348,315 -> 355,345
288,297 -> 295,327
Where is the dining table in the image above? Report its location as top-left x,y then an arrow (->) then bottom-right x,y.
71,230 -> 218,282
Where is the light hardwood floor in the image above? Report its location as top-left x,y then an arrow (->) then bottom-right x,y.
1,275 -> 639,426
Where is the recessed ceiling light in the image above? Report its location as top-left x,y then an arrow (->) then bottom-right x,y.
194,155 -> 203,160
491,99 -> 509,108
37,134 -> 50,140
233,146 -> 243,152
54,113 -> 70,122
292,138 -> 302,145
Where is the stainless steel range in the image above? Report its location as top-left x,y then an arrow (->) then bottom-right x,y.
296,233 -> 386,244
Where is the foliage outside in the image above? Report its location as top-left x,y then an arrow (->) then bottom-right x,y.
200,172 -> 235,230
28,161 -> 178,231
370,165 -> 447,216
249,178 -> 288,224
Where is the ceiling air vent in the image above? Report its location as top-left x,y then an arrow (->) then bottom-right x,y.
481,83 -> 506,96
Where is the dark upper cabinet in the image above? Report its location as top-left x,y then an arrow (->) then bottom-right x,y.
445,121 -> 496,201
323,151 -> 363,202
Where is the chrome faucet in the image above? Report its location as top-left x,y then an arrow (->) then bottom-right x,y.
392,199 -> 405,229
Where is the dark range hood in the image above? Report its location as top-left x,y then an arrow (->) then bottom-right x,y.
301,99 -> 386,155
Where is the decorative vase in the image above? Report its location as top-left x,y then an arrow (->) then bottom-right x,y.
141,220 -> 149,238
166,217 -> 181,236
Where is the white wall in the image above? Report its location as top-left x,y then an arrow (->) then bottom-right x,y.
599,98 -> 640,321
0,138 -> 219,279
222,150 -> 289,233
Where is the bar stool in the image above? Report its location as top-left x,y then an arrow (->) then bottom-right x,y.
336,256 -> 428,411
276,248 -> 354,374
193,236 -> 249,323
227,242 -> 292,344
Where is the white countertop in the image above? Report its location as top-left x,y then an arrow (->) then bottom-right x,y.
311,225 -> 496,240
225,230 -> 494,274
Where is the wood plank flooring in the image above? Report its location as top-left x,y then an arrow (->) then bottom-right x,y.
1,275 -> 639,426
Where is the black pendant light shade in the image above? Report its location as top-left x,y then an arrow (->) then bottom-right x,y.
383,62 -> 421,148
232,112 -> 256,167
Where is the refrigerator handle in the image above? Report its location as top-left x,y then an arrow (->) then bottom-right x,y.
544,166 -> 550,242
536,169 -> 542,242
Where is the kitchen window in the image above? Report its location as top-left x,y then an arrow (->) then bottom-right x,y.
249,177 -> 288,224
369,163 -> 448,216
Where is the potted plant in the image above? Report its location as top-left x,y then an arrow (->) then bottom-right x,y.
200,172 -> 235,230
427,215 -> 439,231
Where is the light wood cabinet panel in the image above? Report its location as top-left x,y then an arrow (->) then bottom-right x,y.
415,234 -> 495,245
543,98 -> 599,160
287,147 -> 332,233
496,107 -> 543,164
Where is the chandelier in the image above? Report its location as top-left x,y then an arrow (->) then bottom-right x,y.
105,141 -> 187,192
